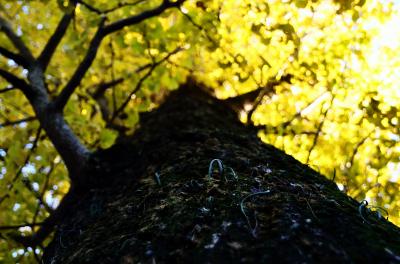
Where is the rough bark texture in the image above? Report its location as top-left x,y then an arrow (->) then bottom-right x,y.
43,83 -> 400,263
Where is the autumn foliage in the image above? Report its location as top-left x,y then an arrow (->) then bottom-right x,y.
0,0 -> 399,261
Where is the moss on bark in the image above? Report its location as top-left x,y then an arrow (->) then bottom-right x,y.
43,83 -> 400,263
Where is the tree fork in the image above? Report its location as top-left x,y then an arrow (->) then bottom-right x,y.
24,63 -> 90,185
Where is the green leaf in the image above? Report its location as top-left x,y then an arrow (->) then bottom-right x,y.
99,129 -> 117,149
57,0 -> 74,13
295,0 -> 308,8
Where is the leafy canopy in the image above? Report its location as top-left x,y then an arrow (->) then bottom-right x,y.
0,0 -> 400,262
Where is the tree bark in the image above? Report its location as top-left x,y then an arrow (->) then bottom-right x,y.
43,82 -> 400,263
26,65 -> 90,184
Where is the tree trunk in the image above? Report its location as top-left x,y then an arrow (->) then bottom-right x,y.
43,83 -> 400,263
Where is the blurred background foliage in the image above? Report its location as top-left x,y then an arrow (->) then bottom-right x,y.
0,0 -> 400,262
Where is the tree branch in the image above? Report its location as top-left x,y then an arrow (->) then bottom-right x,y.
111,66 -> 154,122
9,190 -> 77,248
89,48 -> 182,133
21,176 -> 54,214
347,130 -> 373,168
89,47 -> 181,132
38,12 -> 74,71
0,16 -> 34,63
54,0 -> 185,111
0,116 -> 36,128
179,8 -> 219,46
110,46 -> 183,121
0,6 -> 90,187
279,90 -> 328,129
102,0 -> 185,35
306,95 -> 334,164
91,78 -> 124,99
90,79 -> 126,130
78,0 -> 146,15
224,74 -> 292,116
53,18 -> 106,111
0,222 -> 43,230
0,127 -> 40,207
0,68 -> 32,95
0,46 -> 28,67
33,163 -> 56,224
0,86 -> 16,94
263,128 -> 318,136
76,0 -> 103,14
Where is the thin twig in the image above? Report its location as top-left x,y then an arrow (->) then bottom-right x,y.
306,94 -> 334,164
102,0 -> 185,35
280,91 -> 328,129
78,0 -> 146,15
110,46 -> 183,121
0,86 -> 16,94
0,116 -> 36,128
0,222 -> 44,230
33,163 -> 56,224
54,0 -> 185,110
347,130 -> 373,168
0,127 -> 41,206
21,177 -> 54,214
179,8 -> 217,45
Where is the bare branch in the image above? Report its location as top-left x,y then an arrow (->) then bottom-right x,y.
38,13 -> 74,71
0,15 -> 34,63
0,68 -> 32,94
0,46 -> 28,67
